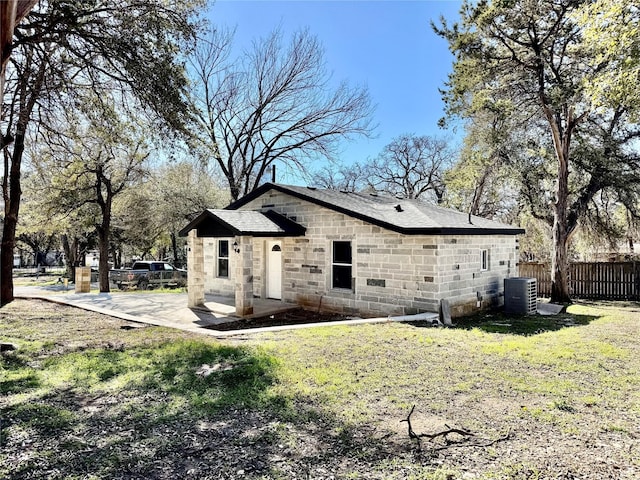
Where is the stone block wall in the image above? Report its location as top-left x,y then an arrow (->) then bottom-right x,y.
202,238 -> 235,296
238,190 -> 520,318
202,237 -> 270,299
428,236 -> 517,317
187,230 -> 205,308
252,240 -> 265,298
234,235 -> 254,316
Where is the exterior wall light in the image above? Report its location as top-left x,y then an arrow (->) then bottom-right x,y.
233,241 -> 240,253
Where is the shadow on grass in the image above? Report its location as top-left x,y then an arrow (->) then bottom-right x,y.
0,350 -> 42,395
1,339 -> 408,479
452,309 -> 600,336
0,372 -> 41,395
408,309 -> 599,336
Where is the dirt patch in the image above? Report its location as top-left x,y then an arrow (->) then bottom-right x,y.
205,308 -> 352,331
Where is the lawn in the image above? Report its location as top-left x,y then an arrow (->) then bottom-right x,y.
1,300 -> 638,479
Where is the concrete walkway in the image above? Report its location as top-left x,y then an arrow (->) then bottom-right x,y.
14,284 -> 438,337
15,285 -> 293,336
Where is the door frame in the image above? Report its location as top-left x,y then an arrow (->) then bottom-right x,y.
266,240 -> 282,300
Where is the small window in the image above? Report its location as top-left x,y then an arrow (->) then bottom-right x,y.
481,249 -> 489,271
332,241 -> 352,289
218,240 -> 229,278
271,244 -> 281,252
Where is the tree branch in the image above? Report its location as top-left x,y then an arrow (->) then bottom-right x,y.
401,405 -> 510,453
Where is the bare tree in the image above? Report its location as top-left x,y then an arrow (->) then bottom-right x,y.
311,162 -> 369,192
189,27 -> 375,200
365,134 -> 452,202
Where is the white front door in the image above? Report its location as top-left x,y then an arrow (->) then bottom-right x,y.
267,241 -> 282,299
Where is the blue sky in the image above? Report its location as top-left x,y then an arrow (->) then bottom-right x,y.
207,0 -> 463,184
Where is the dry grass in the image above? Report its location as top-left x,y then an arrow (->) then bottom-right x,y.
1,299 -> 639,479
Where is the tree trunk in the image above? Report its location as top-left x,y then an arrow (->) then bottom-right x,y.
97,223 -> 110,293
1,49 -> 46,305
550,147 -> 572,304
111,247 -> 118,270
171,231 -> 179,266
1,121 -> 26,305
96,197 -> 113,293
61,234 -> 77,280
0,223 -> 17,305
550,217 -> 571,303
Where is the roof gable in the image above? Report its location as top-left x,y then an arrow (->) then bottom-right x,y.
227,183 -> 525,236
178,209 -> 306,237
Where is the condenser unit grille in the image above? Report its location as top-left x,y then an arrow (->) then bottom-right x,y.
504,277 -> 537,314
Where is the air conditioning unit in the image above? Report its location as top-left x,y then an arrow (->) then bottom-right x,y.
504,277 -> 537,314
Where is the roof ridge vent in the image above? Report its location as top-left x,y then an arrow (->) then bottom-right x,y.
306,186 -> 317,190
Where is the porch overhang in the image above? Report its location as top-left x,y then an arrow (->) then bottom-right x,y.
179,209 -> 306,238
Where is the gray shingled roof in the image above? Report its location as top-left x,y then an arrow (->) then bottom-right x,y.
228,183 -> 524,235
210,210 -> 285,233
178,208 -> 306,237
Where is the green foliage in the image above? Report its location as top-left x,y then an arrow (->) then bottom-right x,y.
15,0 -> 203,131
518,213 -> 553,261
576,0 -> 640,117
443,112 -> 520,219
1,0 -> 206,302
109,160 -> 229,263
435,0 -> 640,297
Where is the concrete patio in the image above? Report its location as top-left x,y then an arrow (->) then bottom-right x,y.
14,284 -> 439,337
14,285 -> 299,335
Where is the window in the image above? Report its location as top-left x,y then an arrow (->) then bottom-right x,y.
481,249 -> 489,271
218,240 -> 229,278
332,241 -> 352,289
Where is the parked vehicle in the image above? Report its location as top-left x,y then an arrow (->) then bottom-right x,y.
109,261 -> 187,290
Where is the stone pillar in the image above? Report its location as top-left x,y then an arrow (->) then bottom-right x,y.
234,235 -> 254,316
187,230 -> 205,308
74,266 -> 91,293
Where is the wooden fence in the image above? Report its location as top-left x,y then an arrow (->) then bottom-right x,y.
519,262 -> 640,300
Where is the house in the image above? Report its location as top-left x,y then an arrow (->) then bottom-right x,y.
179,183 -> 525,318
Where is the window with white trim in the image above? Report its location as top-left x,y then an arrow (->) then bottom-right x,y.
218,240 -> 229,278
332,241 -> 352,289
480,249 -> 489,271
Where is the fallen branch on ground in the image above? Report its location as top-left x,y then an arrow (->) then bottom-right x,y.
401,405 -> 511,452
